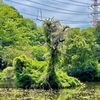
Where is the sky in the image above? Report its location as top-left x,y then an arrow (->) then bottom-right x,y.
3,0 -> 100,29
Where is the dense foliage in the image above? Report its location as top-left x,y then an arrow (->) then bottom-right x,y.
0,4 -> 44,68
14,55 -> 48,89
0,3 -> 100,89
64,27 -> 100,81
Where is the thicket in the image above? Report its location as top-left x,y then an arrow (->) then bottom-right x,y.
13,55 -> 81,89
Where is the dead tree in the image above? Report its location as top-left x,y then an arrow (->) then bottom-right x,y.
43,18 -> 70,89
47,25 -> 70,89
53,26 -> 69,48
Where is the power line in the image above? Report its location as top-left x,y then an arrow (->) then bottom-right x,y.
18,12 -> 91,25
6,0 -> 89,15
62,22 -> 89,24
50,0 -> 89,7
61,20 -> 89,23
66,0 -> 91,5
20,11 -> 90,24
27,0 -> 90,13
20,12 -> 48,19
5,0 -> 92,26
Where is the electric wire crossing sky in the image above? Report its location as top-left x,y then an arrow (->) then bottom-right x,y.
3,0 -> 100,28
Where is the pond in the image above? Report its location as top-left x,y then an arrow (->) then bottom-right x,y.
0,81 -> 100,100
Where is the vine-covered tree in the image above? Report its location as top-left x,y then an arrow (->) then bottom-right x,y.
42,18 -> 81,89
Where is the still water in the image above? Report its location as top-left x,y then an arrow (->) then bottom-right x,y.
0,81 -> 100,100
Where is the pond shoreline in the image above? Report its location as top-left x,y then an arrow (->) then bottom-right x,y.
0,81 -> 100,99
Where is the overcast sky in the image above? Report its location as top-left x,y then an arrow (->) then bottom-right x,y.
3,0 -> 100,29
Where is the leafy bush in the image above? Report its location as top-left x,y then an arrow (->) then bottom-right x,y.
14,55 -> 48,89
16,75 -> 33,89
14,55 -> 81,89
56,69 -> 81,88
0,66 -> 14,80
67,60 -> 100,82
32,45 -> 48,61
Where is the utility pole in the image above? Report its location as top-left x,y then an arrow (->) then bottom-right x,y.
91,0 -> 99,26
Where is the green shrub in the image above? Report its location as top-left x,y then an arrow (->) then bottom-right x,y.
67,60 -> 100,82
16,75 -> 33,89
32,45 -> 48,61
14,55 -> 81,89
0,66 -> 14,80
14,55 -> 48,89
56,69 -> 81,88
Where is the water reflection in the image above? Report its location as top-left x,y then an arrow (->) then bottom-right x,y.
0,82 -> 100,100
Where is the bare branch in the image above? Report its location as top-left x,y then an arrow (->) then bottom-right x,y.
36,18 -> 44,21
